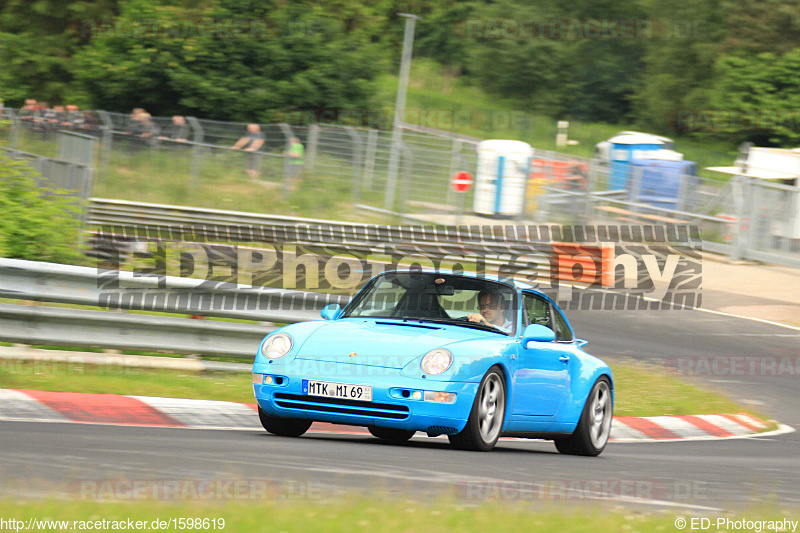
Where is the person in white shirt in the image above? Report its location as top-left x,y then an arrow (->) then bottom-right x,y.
468,290 -> 513,332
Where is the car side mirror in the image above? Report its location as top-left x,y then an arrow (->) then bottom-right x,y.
522,324 -> 555,344
320,303 -> 342,321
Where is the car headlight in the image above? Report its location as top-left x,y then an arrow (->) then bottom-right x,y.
261,333 -> 293,360
420,349 -> 453,375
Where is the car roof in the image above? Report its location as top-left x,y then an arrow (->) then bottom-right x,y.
377,269 -> 540,292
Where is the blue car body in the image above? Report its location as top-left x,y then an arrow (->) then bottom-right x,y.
252,270 -> 613,449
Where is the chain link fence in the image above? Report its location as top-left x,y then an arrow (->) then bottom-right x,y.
1,106 -> 798,266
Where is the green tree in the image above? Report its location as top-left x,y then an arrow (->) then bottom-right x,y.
631,0 -> 728,133
0,0 -> 118,106
70,0 -> 386,121
709,48 -> 800,145
719,0 -> 800,55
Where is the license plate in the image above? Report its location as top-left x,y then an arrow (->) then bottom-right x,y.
302,379 -> 373,401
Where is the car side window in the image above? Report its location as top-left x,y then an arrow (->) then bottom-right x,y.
523,294 -> 550,327
550,305 -> 574,342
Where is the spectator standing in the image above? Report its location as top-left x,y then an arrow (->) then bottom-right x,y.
231,123 -> 265,180
64,105 -> 83,130
160,115 -> 189,143
18,99 -> 37,125
286,136 -> 305,188
33,102 -> 50,134
126,108 -> 158,149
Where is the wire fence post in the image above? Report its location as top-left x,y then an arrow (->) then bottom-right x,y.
398,143 -> 414,215
95,111 -> 113,187
343,126 -> 363,204
186,116 -> 204,193
1,109 -> 20,150
306,124 -> 319,174
446,138 -> 463,210
363,128 -> 378,192
278,123 -> 295,199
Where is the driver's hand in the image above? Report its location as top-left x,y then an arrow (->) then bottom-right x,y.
467,313 -> 486,324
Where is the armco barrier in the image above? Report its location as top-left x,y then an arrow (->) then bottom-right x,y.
0,258 -> 347,323
0,302 -> 269,358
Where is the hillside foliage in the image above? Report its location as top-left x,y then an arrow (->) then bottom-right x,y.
2,0 -> 800,144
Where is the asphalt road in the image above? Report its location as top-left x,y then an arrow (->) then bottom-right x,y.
1,305 -> 798,510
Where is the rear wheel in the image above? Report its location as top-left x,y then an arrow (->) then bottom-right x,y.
368,426 -> 415,442
449,368 -> 506,451
555,377 -> 612,456
258,407 -> 312,437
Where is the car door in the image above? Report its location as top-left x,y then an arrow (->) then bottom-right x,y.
511,292 -> 571,416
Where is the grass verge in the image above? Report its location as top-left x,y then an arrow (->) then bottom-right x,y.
0,361 -> 251,403
0,355 -> 773,424
0,497 -> 792,532
608,356 -> 752,417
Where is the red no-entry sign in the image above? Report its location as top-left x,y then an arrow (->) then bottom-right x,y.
451,171 -> 473,193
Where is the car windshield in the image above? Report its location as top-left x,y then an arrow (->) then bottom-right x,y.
341,272 -> 517,335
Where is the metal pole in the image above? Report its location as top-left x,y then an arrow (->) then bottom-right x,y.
344,126 -> 363,204
278,123 -> 295,198
96,110 -> 114,186
306,124 -> 319,174
186,116 -> 204,194
384,13 -> 419,211
363,128 -> 377,192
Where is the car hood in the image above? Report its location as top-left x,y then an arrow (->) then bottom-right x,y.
292,318 -> 496,368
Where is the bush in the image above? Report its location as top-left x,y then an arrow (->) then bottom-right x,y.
0,152 -> 84,264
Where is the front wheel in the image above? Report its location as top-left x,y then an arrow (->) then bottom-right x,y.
368,426 -> 415,442
555,377 -> 613,456
449,368 -> 506,451
258,407 -> 312,437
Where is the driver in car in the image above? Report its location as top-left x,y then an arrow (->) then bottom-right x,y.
468,290 -> 513,332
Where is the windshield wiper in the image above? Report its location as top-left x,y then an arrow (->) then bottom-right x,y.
402,316 -> 510,334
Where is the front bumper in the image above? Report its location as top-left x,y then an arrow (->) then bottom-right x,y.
253,359 -> 479,435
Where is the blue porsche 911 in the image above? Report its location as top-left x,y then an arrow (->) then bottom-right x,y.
252,270 -> 613,455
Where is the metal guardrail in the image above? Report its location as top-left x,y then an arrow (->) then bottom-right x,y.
85,198 -> 561,277
0,302 -> 269,358
0,258 -> 355,358
0,258 -> 346,323
86,197 -> 609,250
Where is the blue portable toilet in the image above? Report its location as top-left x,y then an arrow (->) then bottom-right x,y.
629,159 -> 698,210
609,133 -> 672,190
